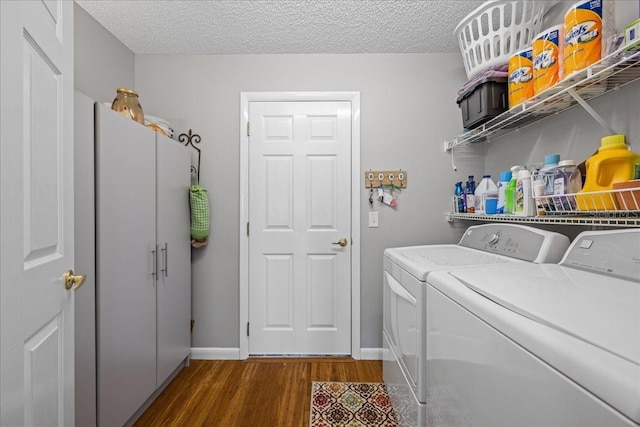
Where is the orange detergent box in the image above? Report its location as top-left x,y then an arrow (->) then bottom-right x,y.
533,25 -> 563,95
564,0 -> 603,77
508,48 -> 534,107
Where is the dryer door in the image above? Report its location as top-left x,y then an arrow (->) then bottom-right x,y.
383,271 -> 419,389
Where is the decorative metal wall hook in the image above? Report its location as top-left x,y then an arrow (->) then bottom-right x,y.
179,129 -> 202,182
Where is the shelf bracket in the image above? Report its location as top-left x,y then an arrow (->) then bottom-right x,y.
566,88 -> 617,135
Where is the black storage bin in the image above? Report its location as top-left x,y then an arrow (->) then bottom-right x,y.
456,77 -> 508,130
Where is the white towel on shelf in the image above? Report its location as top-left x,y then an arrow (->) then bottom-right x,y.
144,114 -> 173,137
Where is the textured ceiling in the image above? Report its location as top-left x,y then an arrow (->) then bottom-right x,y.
76,0 -> 487,55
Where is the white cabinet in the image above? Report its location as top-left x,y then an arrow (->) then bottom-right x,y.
95,104 -> 191,427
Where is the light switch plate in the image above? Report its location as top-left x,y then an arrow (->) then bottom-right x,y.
369,211 -> 379,228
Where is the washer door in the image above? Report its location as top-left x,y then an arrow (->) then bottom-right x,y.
383,271 -> 419,389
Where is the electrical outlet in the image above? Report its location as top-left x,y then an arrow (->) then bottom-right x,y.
369,211 -> 379,228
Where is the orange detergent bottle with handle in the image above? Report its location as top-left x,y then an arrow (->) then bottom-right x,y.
577,135 -> 640,211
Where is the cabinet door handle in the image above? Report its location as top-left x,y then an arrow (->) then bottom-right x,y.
151,245 -> 158,280
160,242 -> 168,277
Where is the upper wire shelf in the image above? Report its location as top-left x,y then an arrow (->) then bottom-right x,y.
444,49 -> 640,151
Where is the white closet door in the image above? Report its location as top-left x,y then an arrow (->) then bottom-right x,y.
0,2 -> 75,426
156,133 -> 192,385
96,105 -> 157,427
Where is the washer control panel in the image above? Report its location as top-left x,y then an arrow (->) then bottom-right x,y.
458,224 -> 568,263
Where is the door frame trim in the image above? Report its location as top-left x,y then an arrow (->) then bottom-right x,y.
239,92 -> 361,359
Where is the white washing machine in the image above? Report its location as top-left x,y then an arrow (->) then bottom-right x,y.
426,229 -> 640,426
382,224 -> 570,427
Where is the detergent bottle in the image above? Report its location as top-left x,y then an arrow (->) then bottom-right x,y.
504,166 -> 524,215
577,135 -> 640,210
514,169 -> 535,217
553,160 -> 582,210
496,171 -> 512,214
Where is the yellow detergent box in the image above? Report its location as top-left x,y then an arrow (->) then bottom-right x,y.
564,0 -> 603,77
626,18 -> 640,50
508,48 -> 534,107
533,25 -> 563,95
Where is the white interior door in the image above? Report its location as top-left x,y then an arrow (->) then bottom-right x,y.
0,1 -> 75,426
248,101 -> 352,355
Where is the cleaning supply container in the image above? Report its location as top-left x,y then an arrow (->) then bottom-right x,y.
577,135 -> 640,210
539,154 -> 560,196
455,182 -> 466,213
497,171 -> 512,213
515,169 -> 535,216
465,176 -> 476,213
475,175 -> 499,214
504,166 -> 525,214
552,160 -> 582,211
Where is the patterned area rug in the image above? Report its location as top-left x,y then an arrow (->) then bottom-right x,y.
310,382 -> 398,427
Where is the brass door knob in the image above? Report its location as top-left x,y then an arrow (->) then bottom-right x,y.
332,238 -> 349,247
63,270 -> 86,292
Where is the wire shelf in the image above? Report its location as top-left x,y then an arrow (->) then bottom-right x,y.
535,187 -> 640,215
444,49 -> 640,151
446,212 -> 640,227
447,188 -> 640,228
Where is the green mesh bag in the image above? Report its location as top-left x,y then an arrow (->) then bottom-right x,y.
189,184 -> 210,240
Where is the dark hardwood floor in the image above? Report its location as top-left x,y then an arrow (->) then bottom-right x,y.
133,358 -> 383,427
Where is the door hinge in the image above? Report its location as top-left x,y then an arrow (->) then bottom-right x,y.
247,121 -> 250,137
246,222 -> 250,236
246,322 -> 250,336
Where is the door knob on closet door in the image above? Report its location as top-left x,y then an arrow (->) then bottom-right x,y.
332,238 -> 349,247
63,270 -> 86,292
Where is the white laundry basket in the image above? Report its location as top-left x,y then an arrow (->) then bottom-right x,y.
455,1 -> 545,79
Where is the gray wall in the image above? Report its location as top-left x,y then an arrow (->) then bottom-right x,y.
134,54 -> 484,349
484,79 -> 640,183
74,2 -> 135,102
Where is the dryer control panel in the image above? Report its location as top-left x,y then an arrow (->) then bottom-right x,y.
458,224 -> 569,263
561,229 -> 640,282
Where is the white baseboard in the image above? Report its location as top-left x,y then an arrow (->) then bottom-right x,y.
190,347 -> 240,360
190,347 -> 382,361
359,348 -> 383,360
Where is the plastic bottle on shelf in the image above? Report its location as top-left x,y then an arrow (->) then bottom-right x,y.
576,135 -> 640,210
539,154 -> 560,196
514,169 -> 535,216
496,171 -> 512,214
504,166 -> 524,215
553,160 -> 582,211
465,175 -> 476,213
474,175 -> 499,214
454,182 -> 465,213
533,180 -> 548,215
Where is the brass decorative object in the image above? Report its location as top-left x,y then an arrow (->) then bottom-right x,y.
111,88 -> 145,124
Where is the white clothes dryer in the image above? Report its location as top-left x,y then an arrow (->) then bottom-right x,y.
383,224 -> 570,427
426,229 -> 640,426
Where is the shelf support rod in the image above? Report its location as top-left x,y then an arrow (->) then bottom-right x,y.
566,88 -> 617,135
